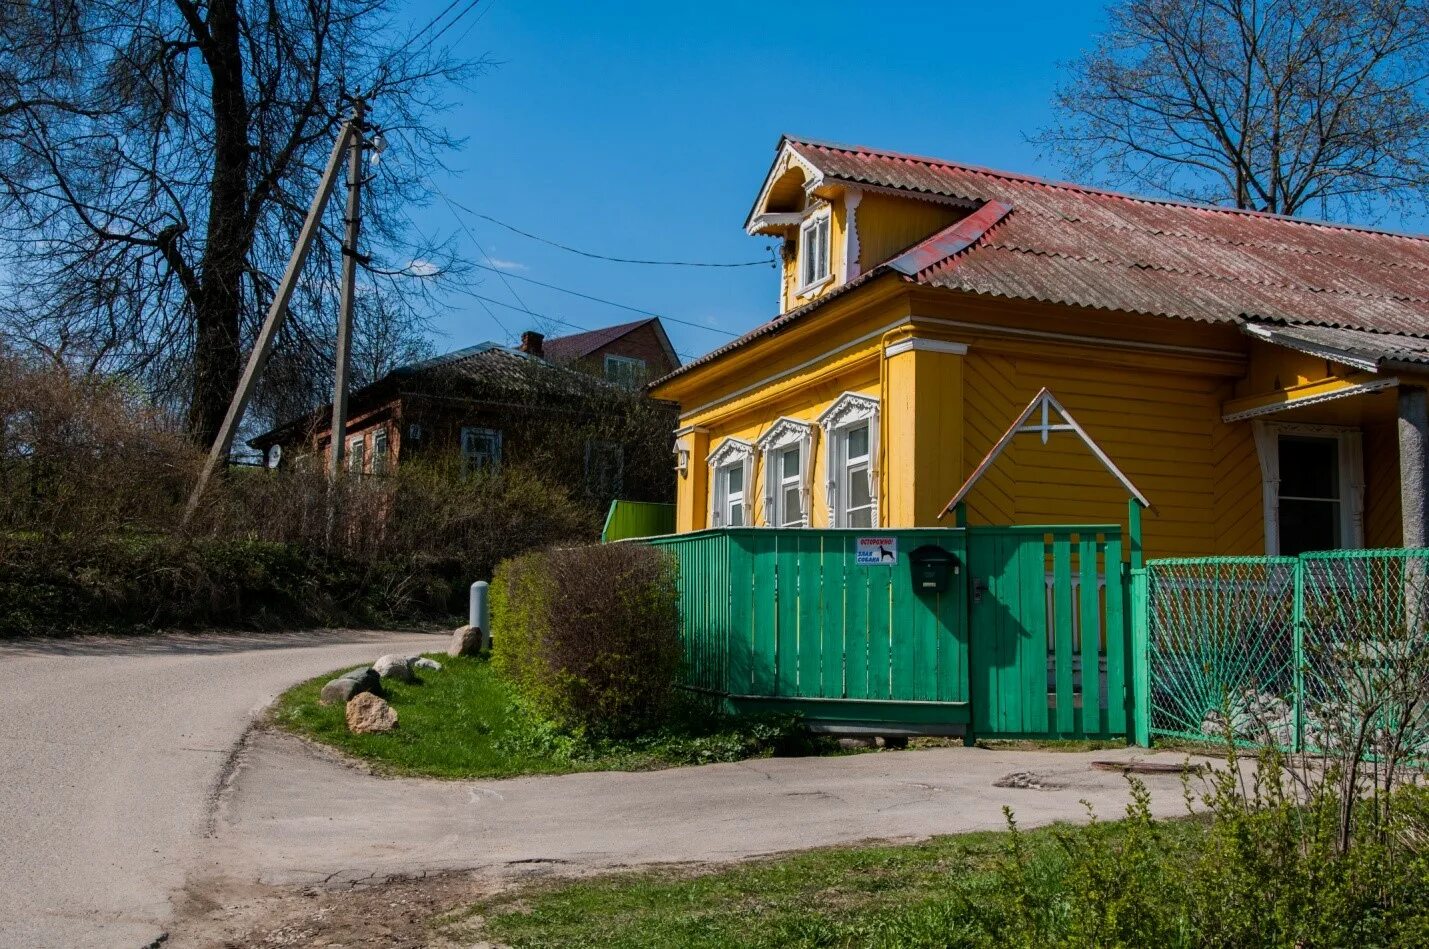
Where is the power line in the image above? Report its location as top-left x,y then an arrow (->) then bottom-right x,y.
442,197 -> 774,268
469,262 -> 739,337
451,289 -> 703,361
391,0 -> 483,60
424,0 -> 486,48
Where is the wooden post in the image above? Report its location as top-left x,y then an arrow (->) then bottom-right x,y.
328,96 -> 366,482
1399,385 -> 1428,548
183,115 -> 358,523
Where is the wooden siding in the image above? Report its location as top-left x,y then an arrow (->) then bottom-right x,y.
856,192 -> 962,272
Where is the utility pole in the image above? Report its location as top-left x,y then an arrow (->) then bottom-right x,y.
328,96 -> 366,481
183,103 -> 364,524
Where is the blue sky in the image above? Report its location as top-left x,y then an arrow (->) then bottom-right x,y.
392,0 -> 1421,366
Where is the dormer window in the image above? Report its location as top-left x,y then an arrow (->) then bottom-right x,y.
798,209 -> 831,292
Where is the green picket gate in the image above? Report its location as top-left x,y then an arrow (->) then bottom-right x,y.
964,525 -> 1133,739
644,521 -> 1138,739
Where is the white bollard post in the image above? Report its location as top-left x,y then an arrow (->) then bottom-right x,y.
469,580 -> 490,651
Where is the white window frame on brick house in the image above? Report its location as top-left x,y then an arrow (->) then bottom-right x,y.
1253,420 -> 1364,555
755,417 -> 814,527
797,206 -> 832,295
603,353 -> 647,388
372,428 -> 389,474
706,437 -> 754,528
460,426 -> 502,473
817,392 -> 880,528
347,435 -> 365,474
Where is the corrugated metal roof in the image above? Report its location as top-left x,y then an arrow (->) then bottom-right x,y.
652,137 -> 1429,387
542,318 -> 657,363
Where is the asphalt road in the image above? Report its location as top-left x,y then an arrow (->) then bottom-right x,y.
0,629 -> 442,949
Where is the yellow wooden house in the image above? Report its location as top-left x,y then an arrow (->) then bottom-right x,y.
651,136 -> 1429,559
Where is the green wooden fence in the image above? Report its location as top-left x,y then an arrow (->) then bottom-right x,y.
644,522 -> 1140,739
645,528 -> 971,731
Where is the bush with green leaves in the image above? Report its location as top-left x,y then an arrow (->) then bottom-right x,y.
492,543 -> 681,737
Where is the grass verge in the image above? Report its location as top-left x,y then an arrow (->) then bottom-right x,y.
272,654 -> 837,779
440,817 -> 1206,948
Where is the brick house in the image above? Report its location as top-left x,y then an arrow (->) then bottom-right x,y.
540,317 -> 679,387
249,321 -> 679,509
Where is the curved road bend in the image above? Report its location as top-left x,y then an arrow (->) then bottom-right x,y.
0,628 -> 441,949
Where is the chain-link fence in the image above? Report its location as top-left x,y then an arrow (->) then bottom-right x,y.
1144,549 -> 1429,755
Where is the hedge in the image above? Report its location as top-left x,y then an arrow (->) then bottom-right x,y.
492,544 -> 682,737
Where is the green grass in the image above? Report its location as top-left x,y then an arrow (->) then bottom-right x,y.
273,654 -> 573,778
441,818 -> 1206,948
273,654 -> 837,779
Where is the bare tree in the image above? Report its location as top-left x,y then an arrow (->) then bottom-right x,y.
1037,0 -> 1429,220
0,0 -> 473,443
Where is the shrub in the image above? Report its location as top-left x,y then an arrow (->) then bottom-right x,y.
0,533 -> 455,637
492,543 -> 681,736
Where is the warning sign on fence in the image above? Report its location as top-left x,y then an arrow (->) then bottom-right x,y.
855,536 -> 898,566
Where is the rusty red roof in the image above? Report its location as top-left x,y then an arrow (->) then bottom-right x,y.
655,136 -> 1429,386
543,318 -> 654,363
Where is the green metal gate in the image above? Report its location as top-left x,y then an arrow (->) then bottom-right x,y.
964,525 -> 1133,739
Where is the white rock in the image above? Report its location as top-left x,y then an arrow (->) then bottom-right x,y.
413,657 -> 442,672
373,654 -> 415,682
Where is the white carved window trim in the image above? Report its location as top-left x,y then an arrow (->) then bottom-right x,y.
755,417 -> 815,528
1253,421 -> 1364,555
796,206 -> 832,296
817,393 -> 880,528
706,437 -> 754,528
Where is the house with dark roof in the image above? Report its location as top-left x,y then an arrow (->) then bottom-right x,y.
651,136 -> 1429,558
538,317 -> 679,387
251,323 -> 678,509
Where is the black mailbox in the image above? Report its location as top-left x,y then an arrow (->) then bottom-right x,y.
908,544 -> 959,593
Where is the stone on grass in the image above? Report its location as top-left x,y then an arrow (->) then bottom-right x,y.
374,653 -> 415,682
413,657 -> 442,672
448,625 -> 484,657
319,666 -> 380,705
346,692 -> 398,733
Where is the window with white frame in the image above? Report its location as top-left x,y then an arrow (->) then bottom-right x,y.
755,417 -> 814,528
798,209 -> 831,291
840,423 -> 875,528
347,435 -> 365,474
603,354 -> 647,388
817,393 -> 880,529
460,426 -> 502,473
706,438 -> 754,528
372,428 -> 389,474
1253,422 -> 1363,556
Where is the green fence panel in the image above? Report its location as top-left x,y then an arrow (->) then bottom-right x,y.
1079,535 -> 1103,735
818,536 -> 847,698
1105,535 -> 1127,736
648,528 -> 970,729
1053,537 -> 1075,734
796,533 -> 823,696
601,501 -> 676,543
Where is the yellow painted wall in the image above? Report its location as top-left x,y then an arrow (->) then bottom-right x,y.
658,274 -> 1408,559
959,350 -> 1262,557
1237,341 -> 1347,398
855,193 -> 963,271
